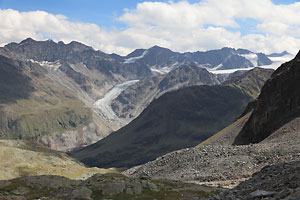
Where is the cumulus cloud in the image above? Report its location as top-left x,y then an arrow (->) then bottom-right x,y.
0,0 -> 300,55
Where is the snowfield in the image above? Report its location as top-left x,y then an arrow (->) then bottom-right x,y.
239,53 -> 258,67
150,66 -> 172,74
209,54 -> 294,74
94,80 -> 139,121
29,59 -> 61,70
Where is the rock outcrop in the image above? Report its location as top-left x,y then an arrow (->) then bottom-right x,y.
234,51 -> 300,145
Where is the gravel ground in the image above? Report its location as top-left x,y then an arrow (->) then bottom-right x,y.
213,161 -> 300,200
124,117 -> 300,187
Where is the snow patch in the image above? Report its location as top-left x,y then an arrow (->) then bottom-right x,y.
124,50 -> 148,64
211,63 -> 223,70
94,80 -> 139,121
150,66 -> 172,74
29,59 -> 61,70
209,54 -> 294,74
239,53 -> 258,67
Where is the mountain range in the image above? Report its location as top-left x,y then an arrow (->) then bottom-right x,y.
122,46 -> 273,73
0,38 -> 282,152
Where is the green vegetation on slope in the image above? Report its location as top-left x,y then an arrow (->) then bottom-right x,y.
0,55 -> 92,140
0,140 -> 119,180
0,173 -> 222,200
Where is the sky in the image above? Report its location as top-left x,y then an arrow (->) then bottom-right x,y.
0,0 -> 299,55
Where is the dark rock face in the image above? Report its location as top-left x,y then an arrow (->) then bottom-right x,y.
234,51 -> 300,145
0,55 -> 35,104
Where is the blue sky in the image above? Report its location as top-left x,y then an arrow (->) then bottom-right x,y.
0,0 -> 300,55
0,0 -> 297,28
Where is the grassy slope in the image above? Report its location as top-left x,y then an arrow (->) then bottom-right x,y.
0,55 -> 92,140
0,140 -> 119,180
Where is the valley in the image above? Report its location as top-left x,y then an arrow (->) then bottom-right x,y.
0,37 -> 299,200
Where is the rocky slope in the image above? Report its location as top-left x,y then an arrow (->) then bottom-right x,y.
0,55 -> 92,143
70,68 -> 273,168
0,173 -> 222,200
0,39 -> 153,151
0,140 -> 118,181
111,65 -> 225,121
123,53 -> 300,189
222,67 -> 274,99
234,50 -> 300,145
215,161 -> 300,200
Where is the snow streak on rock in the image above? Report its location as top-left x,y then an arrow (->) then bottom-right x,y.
124,50 -> 148,64
29,59 -> 61,70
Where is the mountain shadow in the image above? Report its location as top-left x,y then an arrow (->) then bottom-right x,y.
0,55 -> 35,104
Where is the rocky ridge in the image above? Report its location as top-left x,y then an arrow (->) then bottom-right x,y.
234,50 -> 300,145
124,46 -> 272,71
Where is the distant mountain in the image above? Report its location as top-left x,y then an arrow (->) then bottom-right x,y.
70,68 -> 273,168
0,38 -> 152,99
122,46 -> 273,72
234,51 -> 300,145
267,51 -> 290,57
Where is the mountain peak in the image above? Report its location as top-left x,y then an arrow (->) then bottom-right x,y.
149,45 -> 173,52
267,50 -> 291,57
19,38 -> 36,45
67,41 -> 93,51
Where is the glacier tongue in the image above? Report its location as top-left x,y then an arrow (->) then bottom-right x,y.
94,80 -> 139,121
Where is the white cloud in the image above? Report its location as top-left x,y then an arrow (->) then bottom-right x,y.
0,0 -> 300,56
